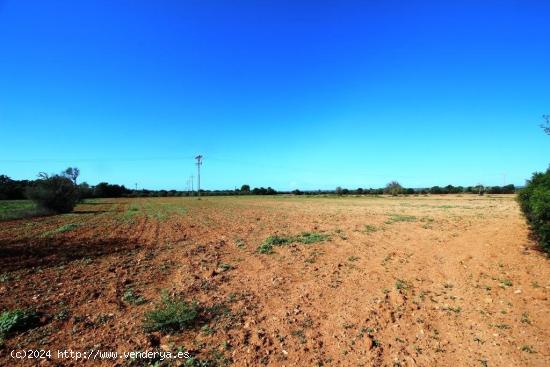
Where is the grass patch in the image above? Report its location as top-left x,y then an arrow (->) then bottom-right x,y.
0,309 -> 41,341
0,200 -> 49,221
257,232 -> 330,254
42,223 -> 80,237
385,214 -> 417,224
257,235 -> 291,254
143,293 -> 200,333
296,232 -> 330,244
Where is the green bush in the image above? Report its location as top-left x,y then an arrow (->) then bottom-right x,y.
26,174 -> 79,214
143,293 -> 200,333
518,169 -> 550,254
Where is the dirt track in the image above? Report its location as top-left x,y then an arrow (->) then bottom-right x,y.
0,195 -> 548,366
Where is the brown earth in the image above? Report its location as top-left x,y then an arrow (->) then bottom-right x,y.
0,195 -> 548,366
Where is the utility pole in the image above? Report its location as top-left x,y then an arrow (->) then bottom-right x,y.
195,155 -> 203,199
190,175 -> 194,194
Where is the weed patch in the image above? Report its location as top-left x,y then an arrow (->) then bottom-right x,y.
143,293 -> 200,333
0,309 -> 41,340
257,232 -> 329,254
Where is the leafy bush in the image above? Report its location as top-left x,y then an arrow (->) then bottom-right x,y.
518,169 -> 550,254
0,309 -> 40,340
143,293 -> 200,333
26,173 -> 79,214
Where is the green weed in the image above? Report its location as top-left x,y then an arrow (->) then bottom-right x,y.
143,293 -> 200,333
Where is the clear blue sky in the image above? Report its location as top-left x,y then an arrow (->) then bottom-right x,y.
1,1 -> 548,190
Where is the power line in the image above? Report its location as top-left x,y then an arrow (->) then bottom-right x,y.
0,156 -> 197,163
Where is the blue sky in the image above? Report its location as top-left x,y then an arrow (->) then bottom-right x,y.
0,1 -> 549,190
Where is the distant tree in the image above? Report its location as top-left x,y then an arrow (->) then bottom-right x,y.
356,188 -> 364,194
430,186 -> 442,194
405,188 -> 415,195
540,115 -> 550,135
384,181 -> 403,196
78,182 -> 93,199
240,184 -> 250,194
291,189 -> 303,195
63,167 -> 80,184
502,184 -> 515,194
93,182 -> 129,198
0,175 -> 28,200
474,184 -> 485,196
335,186 -> 343,196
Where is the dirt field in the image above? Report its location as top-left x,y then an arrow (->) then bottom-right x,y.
0,195 -> 549,366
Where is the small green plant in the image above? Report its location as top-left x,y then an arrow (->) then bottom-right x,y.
122,287 -> 147,305
143,292 -> 200,333
363,225 -> 378,233
54,308 -> 70,321
500,279 -> 513,288
521,312 -> 531,324
445,306 -> 461,314
218,263 -> 233,272
395,279 -> 408,291
0,309 -> 40,340
521,345 -> 535,353
348,256 -> 360,262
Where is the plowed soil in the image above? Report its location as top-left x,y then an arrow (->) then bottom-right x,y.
0,195 -> 549,366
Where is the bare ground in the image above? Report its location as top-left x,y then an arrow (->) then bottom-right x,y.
0,195 -> 548,366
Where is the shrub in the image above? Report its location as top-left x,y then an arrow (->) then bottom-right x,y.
143,293 -> 200,333
26,173 -> 79,214
518,169 -> 550,254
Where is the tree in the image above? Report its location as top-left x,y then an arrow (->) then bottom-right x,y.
26,172 -> 79,213
335,186 -> 343,196
240,184 -> 250,194
63,167 -> 80,184
384,181 -> 403,196
541,115 -> 550,135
